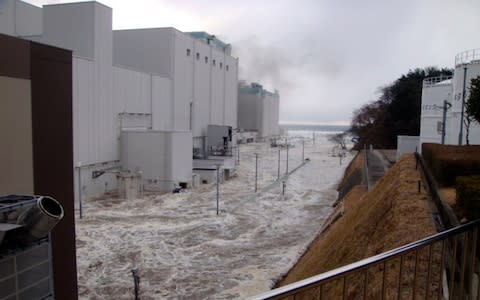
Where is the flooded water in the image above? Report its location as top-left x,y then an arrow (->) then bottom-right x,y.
76,131 -> 351,299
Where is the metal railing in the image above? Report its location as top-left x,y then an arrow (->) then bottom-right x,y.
455,48 -> 480,67
423,75 -> 453,88
249,220 -> 480,300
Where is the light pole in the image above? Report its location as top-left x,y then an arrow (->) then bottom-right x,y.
286,143 -> 289,175
77,162 -> 83,219
277,149 -> 281,180
255,153 -> 258,193
237,145 -> 240,165
215,163 -> 221,215
302,139 -> 305,162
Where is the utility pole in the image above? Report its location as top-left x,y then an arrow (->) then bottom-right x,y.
442,100 -> 452,144
286,144 -> 289,175
277,149 -> 280,180
302,139 -> 305,161
255,153 -> 258,193
459,67 -> 468,145
215,163 -> 221,215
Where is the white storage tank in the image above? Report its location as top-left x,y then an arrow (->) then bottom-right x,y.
446,49 -> 480,145
121,130 -> 193,192
419,76 -> 452,151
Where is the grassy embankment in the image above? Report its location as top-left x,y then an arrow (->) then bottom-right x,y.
276,153 -> 437,297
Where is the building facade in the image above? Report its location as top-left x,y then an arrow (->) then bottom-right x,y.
238,81 -> 280,139
418,49 -> 480,151
0,33 -> 78,300
1,0 -> 240,197
113,28 -> 239,156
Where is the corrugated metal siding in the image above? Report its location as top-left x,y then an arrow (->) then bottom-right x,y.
193,41 -> 211,137
173,31 -> 193,131
114,66 -> 151,113
152,76 -> 172,130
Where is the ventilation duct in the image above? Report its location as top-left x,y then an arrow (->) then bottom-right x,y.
0,195 -> 64,245
16,196 -> 64,243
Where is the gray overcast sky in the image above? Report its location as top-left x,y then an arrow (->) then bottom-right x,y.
26,0 -> 480,125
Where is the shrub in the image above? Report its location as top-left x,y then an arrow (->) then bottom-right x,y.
421,143 -> 480,186
456,175 -> 480,220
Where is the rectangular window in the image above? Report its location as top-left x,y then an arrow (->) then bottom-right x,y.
220,62 -> 223,69
226,65 -> 229,71
205,56 -> 208,63
213,59 -> 216,66
196,52 -> 200,60
186,49 -> 191,56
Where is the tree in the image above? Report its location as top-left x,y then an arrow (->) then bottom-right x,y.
328,132 -> 347,150
349,67 -> 453,150
465,75 -> 480,145
467,76 -> 480,123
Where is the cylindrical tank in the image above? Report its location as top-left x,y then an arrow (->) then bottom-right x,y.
17,196 -> 64,242
419,76 -> 452,150
446,49 -> 480,145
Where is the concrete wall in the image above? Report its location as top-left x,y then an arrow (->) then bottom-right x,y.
113,28 -> 173,78
238,83 -> 280,138
121,130 -> 193,192
238,91 -> 261,131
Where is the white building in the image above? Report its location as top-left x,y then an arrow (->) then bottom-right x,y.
417,49 -> 480,152
419,76 -> 452,146
238,82 -> 280,140
0,0 -> 239,197
113,29 -> 239,156
444,49 -> 480,145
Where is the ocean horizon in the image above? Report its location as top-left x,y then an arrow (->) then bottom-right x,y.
280,123 -> 350,132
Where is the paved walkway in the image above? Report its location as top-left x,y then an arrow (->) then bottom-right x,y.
366,150 -> 389,187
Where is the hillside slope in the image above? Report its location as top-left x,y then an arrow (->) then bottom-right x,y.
277,153 -> 436,286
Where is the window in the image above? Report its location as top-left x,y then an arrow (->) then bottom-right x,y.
220,62 -> 223,69
196,52 -> 200,60
205,56 -> 208,63
226,65 -> 229,71
213,59 -> 216,66
186,49 -> 191,56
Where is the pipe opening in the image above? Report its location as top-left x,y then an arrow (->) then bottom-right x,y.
38,196 -> 63,219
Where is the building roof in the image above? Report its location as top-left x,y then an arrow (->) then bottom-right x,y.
187,31 -> 230,51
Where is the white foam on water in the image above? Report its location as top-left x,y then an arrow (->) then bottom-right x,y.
75,132 -> 352,299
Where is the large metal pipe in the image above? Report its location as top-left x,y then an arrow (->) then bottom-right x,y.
17,196 -> 64,242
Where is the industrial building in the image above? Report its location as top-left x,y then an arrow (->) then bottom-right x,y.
399,48 -> 480,157
444,49 -> 480,145
418,49 -> 480,148
419,76 -> 453,146
0,33 -> 78,299
238,81 -> 281,141
0,0 -> 240,198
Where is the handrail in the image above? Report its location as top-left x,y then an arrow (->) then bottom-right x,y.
249,219 -> 480,300
455,48 -> 480,67
415,152 -> 459,229
423,75 -> 453,87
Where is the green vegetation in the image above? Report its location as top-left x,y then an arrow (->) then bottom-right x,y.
456,175 -> 480,220
467,76 -> 480,123
422,143 -> 480,186
349,67 -> 452,150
